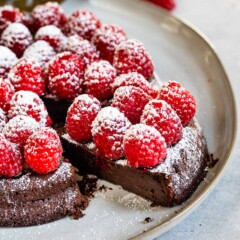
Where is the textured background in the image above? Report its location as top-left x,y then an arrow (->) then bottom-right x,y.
158,1 -> 240,239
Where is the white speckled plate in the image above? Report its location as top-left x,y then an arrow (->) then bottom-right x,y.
1,0 -> 237,239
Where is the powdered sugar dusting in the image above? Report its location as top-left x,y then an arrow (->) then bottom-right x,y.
91,106 -> 131,159
62,35 -> 99,65
0,109 -> 7,132
23,40 -> 56,68
3,115 -> 40,146
0,46 -> 18,78
113,39 -> 154,79
8,90 -> 48,127
64,9 -> 101,40
35,25 -> 67,52
1,22 -> 32,57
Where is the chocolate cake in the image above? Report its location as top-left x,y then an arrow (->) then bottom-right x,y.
0,162 -> 88,227
61,119 -> 208,207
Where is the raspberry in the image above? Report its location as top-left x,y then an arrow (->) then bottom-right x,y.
84,60 -> 116,101
1,23 -> 32,57
62,35 -> 99,65
146,0 -> 176,11
35,25 -> 67,52
8,90 -> 49,127
32,2 -> 67,31
158,81 -> 196,126
64,9 -> 101,40
24,127 -> 62,174
0,109 -> 7,132
0,78 -> 15,112
112,86 -> 152,124
66,94 -> 101,142
8,57 -> 45,96
92,24 -> 127,63
3,115 -> 40,147
113,39 -> 154,79
123,124 -> 167,168
112,72 -> 158,98
0,46 -> 18,79
48,52 -> 85,100
0,135 -> 23,177
141,99 -> 183,146
91,106 -> 131,160
23,40 -> 56,70
0,5 -> 27,35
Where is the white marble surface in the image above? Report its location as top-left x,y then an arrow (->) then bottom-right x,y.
158,1 -> 240,239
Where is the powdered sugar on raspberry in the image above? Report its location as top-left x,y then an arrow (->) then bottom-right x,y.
1,22 -> 32,57
23,40 -> 56,68
64,9 -> 101,40
0,46 -> 18,78
8,90 -> 48,127
32,2 -> 66,30
113,39 -> 154,79
0,109 -> 7,132
84,60 -> 116,101
62,35 -> 99,65
112,72 -> 158,98
35,25 -> 67,52
91,106 -> 131,160
3,115 -> 40,147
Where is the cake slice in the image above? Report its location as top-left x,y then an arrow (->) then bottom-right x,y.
61,119 -> 208,207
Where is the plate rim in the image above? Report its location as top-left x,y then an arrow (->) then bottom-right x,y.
128,2 -> 238,239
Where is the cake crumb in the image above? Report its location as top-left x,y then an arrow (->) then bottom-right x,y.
78,175 -> 98,197
143,217 -> 153,223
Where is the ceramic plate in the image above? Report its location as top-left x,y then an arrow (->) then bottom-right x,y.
0,0 -> 237,239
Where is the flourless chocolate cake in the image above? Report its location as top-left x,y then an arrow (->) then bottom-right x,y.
0,1 -> 211,229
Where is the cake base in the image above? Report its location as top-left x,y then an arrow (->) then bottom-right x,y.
0,162 -> 88,227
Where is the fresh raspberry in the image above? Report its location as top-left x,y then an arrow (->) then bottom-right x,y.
112,72 -> 158,98
92,24 -> 127,63
0,5 -> 28,35
3,115 -> 40,147
91,106 -> 131,160
146,0 -> 176,11
112,86 -> 152,124
0,135 -> 23,177
123,124 -> 167,168
8,57 -> 45,96
8,90 -> 49,127
24,127 -> 62,174
35,25 -> 67,52
84,60 -> 116,101
0,78 -> 15,112
0,46 -> 18,79
23,40 -> 56,70
48,52 -> 85,100
0,23 -> 32,57
0,109 -> 7,132
66,94 -> 101,142
158,81 -> 196,126
113,39 -> 154,79
64,9 -> 101,40
141,99 -> 182,146
62,35 -> 99,65
31,2 -> 67,31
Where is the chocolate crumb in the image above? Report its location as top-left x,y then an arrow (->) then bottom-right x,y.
99,185 -> 107,192
207,154 -> 219,168
144,217 -> 153,223
78,175 -> 98,197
